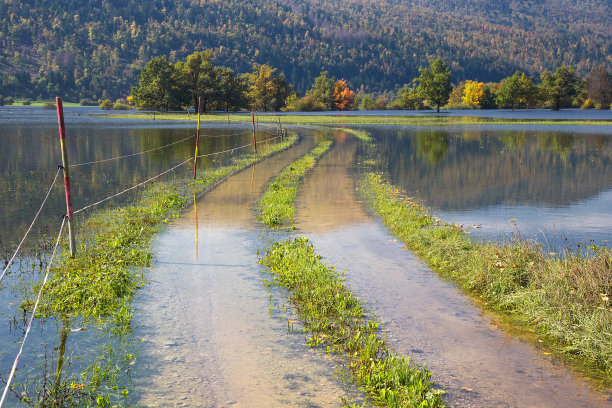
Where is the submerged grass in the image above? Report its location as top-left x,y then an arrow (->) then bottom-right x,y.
262,239 -> 444,407
15,134 -> 298,405
258,134 -> 444,407
360,173 -> 612,381
258,139 -> 332,228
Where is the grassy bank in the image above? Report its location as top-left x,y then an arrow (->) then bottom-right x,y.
17,135 -> 298,405
109,111 -> 612,126
258,139 -> 332,228
258,134 -> 444,407
360,173 -> 612,381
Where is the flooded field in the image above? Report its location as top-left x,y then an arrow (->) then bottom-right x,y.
1,108 -> 611,406
131,134 -> 356,407
295,134 -> 612,406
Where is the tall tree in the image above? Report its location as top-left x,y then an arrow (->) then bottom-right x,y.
244,64 -> 292,111
176,51 -> 220,112
414,58 -> 452,113
540,66 -> 582,110
131,56 -> 184,111
586,65 -> 612,109
306,71 -> 335,111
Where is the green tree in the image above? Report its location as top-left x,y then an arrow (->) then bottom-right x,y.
414,58 -> 452,113
496,71 -> 522,110
359,94 -> 376,110
270,74 -> 294,112
131,56 -> 184,111
586,65 -> 612,109
244,64 -> 292,111
540,66 -> 582,110
176,51 -> 219,112
218,67 -> 247,112
395,84 -> 425,110
306,71 -> 335,111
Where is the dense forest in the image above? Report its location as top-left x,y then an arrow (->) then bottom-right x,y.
0,0 -> 610,101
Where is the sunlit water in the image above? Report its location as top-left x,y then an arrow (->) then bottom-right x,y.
295,134 -> 612,407
130,134 -> 357,407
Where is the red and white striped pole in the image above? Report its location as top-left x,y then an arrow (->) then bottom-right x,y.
56,97 -> 76,256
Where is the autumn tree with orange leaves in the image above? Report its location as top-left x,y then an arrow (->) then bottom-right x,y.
333,79 -> 355,110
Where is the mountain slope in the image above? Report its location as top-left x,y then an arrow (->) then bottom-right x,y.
0,0 -> 609,100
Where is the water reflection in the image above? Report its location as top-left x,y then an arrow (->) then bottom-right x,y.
364,126 -> 612,249
0,115 -> 263,255
296,133 -> 612,407
131,134 -> 352,406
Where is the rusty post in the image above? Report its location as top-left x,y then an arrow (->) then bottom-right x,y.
56,97 -> 76,256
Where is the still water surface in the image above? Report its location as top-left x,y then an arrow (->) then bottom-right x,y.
363,125 -> 612,251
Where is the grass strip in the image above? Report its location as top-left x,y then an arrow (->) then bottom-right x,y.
360,173 -> 612,381
261,239 -> 444,407
258,137 -> 444,406
258,139 -> 332,228
109,112 -> 612,126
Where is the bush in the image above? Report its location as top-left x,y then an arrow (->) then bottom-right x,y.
80,98 -> 98,106
22,99 -> 31,105
42,102 -> 56,109
99,99 -> 112,110
112,102 -> 131,110
581,98 -> 594,109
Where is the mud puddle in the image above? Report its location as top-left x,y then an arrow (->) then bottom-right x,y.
131,136 -> 351,407
294,134 -> 612,407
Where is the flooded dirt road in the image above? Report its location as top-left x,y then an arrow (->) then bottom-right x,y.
131,136 -> 351,407
295,134 -> 612,407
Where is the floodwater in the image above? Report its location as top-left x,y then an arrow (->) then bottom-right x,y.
0,108 -> 281,406
131,134 -> 355,407
364,126 -> 612,251
295,134 -> 612,407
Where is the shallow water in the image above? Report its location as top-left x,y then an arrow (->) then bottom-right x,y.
131,135 -> 355,407
363,126 -> 612,251
295,135 -> 612,407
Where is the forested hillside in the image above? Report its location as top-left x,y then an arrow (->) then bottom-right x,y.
0,0 -> 609,101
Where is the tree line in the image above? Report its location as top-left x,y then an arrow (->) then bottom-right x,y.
128,52 -> 357,112
123,53 -> 612,112
0,0 -> 609,102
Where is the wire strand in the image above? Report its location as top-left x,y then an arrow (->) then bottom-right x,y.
0,217 -> 65,408
70,135 -> 195,167
0,168 -> 61,284
73,157 -> 193,215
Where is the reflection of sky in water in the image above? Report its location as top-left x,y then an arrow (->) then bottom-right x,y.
438,188 -> 612,252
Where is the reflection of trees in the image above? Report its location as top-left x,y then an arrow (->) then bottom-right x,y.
417,131 -> 449,164
366,128 -> 612,210
0,125 -> 257,250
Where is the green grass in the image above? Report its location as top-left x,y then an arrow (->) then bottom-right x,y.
258,139 -> 332,228
258,139 -> 444,407
360,173 -> 612,382
109,111 -> 612,126
262,238 -> 444,407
